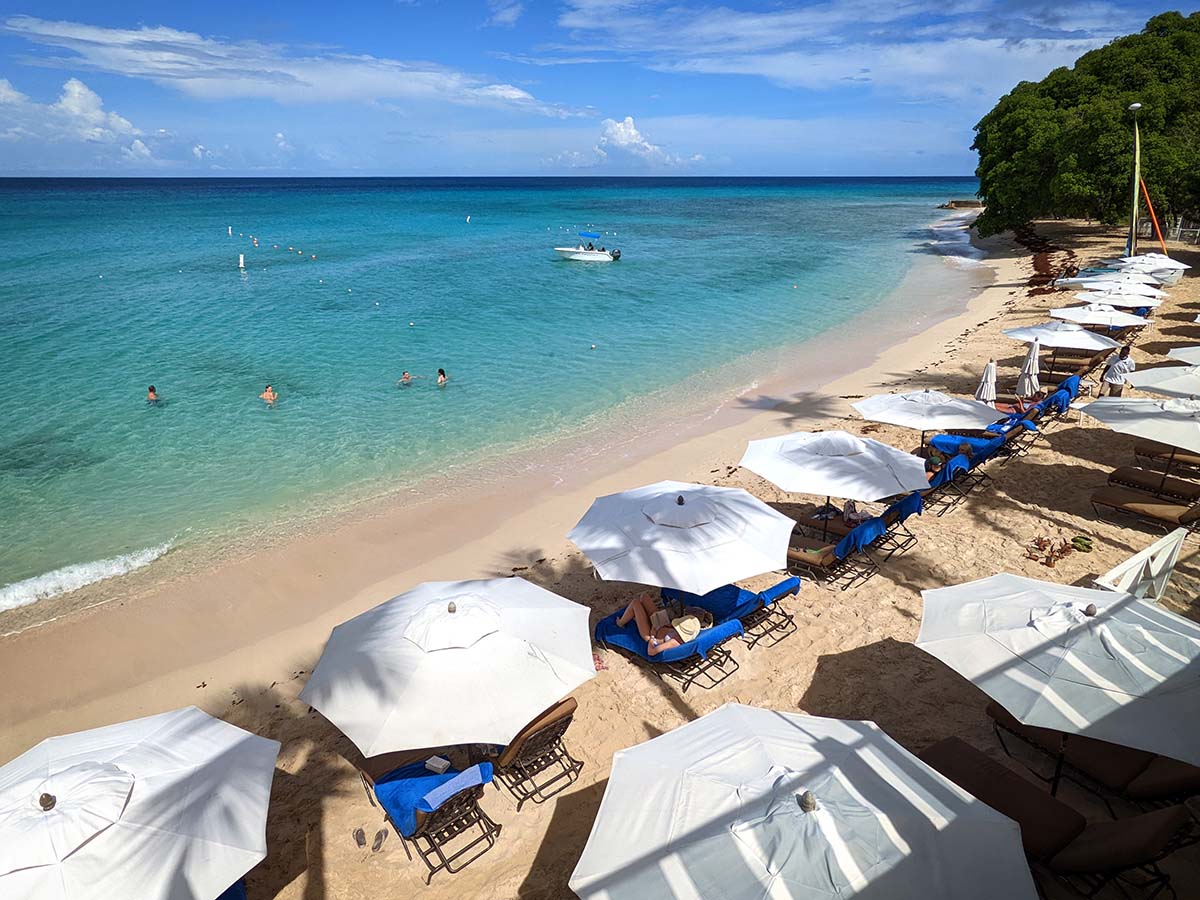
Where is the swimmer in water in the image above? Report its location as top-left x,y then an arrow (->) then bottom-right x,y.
260,384 -> 278,405
437,368 -> 448,386
397,371 -> 413,386
147,385 -> 159,403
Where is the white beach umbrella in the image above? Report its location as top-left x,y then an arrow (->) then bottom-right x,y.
1116,253 -> 1190,270
1073,290 -> 1164,308
852,389 -> 1001,437
975,359 -> 998,405
300,578 -> 596,756
1126,365 -> 1200,400
1168,346 -> 1200,365
569,703 -> 1038,900
567,480 -> 794,595
739,430 -> 928,501
1083,396 -> 1200,456
1015,339 -> 1041,398
1071,281 -> 1167,299
917,574 -> 1200,766
1074,272 -> 1164,288
1050,304 -> 1150,329
1003,321 -> 1122,352
0,707 -> 279,900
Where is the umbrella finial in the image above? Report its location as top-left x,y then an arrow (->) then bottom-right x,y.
447,601 -> 457,614
39,792 -> 56,811
675,494 -> 685,506
798,790 -> 818,812
1083,603 -> 1098,617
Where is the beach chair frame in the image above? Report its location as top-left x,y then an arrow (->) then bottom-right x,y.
1090,494 -> 1200,535
739,601 -> 797,649
597,635 -> 740,692
491,710 -> 584,811
874,519 -> 918,559
359,771 -> 502,884
788,548 -> 879,591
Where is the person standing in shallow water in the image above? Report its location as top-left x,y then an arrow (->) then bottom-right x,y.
146,385 -> 159,403
260,384 -> 278,405
437,368 -> 448,386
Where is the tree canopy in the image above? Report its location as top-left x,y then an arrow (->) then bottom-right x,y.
973,11 -> 1200,236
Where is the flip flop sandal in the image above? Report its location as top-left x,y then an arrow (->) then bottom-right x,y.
353,827 -> 366,849
372,828 -> 388,853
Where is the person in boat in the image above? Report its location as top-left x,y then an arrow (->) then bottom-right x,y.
437,368 -> 447,386
260,384 -> 278,405
146,385 -> 159,403
586,242 -> 595,251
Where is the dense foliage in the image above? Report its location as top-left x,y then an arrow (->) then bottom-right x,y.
973,11 -> 1200,236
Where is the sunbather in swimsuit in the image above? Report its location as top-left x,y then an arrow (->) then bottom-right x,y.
616,594 -> 683,656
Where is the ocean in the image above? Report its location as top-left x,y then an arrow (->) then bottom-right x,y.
0,176 -> 979,614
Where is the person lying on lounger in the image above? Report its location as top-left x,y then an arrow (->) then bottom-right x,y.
616,594 -> 697,656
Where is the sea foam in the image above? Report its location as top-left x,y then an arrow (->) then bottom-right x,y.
0,541 -> 173,613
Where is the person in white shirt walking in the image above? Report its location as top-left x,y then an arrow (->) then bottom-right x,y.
1100,345 -> 1136,396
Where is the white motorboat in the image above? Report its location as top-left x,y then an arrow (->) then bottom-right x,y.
554,231 -> 621,262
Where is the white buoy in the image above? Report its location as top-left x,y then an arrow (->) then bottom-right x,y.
466,215 -> 471,223
228,226 -> 233,236
238,254 -> 245,270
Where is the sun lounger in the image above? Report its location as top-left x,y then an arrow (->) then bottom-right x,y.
1090,484 -> 1200,532
486,697 -> 583,811
662,576 -> 800,649
1134,440 -> 1200,474
786,518 -> 883,589
1108,466 -> 1200,503
361,760 -> 501,883
986,701 -> 1200,815
594,606 -> 743,692
921,453 -> 972,515
919,737 -> 1198,899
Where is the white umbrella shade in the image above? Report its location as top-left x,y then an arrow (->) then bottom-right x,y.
1126,365 -> 1200,400
0,707 -> 279,900
1003,321 -> 1121,352
1074,290 -> 1164,308
567,481 -> 794,595
569,703 -> 1037,900
916,574 -> 1200,766
852,390 -> 1002,433
1071,281 -> 1167,299
1016,339 -> 1040,398
1074,272 -> 1164,287
1117,254 -> 1190,270
1168,346 -> 1200,365
975,360 -> 997,405
1083,396 -> 1200,456
300,578 -> 596,756
1049,304 -> 1150,329
739,431 -> 928,501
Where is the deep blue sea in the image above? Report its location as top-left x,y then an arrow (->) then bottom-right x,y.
0,176 -> 978,609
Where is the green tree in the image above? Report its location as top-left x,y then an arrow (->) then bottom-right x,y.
974,11 -> 1200,236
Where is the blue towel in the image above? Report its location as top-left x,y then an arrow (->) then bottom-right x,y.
1059,375 -> 1081,399
929,433 -> 1000,458
834,516 -> 886,557
928,454 -> 969,489
1044,389 -> 1071,415
217,881 -> 247,900
884,491 -> 923,524
595,610 -> 743,662
661,577 -> 800,622
373,762 -> 493,838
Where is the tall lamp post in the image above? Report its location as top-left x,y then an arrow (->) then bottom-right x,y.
1127,102 -> 1142,257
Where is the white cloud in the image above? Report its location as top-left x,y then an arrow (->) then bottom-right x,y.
5,15 -> 573,117
121,138 -> 153,160
0,78 -> 28,103
0,77 -> 139,145
486,1 -> 525,27
274,131 -> 293,153
544,115 -> 700,170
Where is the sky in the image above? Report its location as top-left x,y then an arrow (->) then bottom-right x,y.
0,1 -> 1189,175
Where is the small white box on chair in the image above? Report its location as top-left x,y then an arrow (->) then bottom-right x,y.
425,755 -> 451,774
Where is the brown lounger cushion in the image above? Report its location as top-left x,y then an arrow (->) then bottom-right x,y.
1109,466 -> 1200,503
787,535 -> 837,568
1091,485 -> 1200,526
493,697 -> 577,769
1048,805 -> 1190,874
1125,756 -> 1200,801
792,508 -> 855,538
918,737 -> 1085,861
1135,440 -> 1200,467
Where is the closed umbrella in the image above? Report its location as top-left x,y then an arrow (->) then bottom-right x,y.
917,574 -> 1200,768
567,481 -> 794,595
569,703 -> 1038,900
0,707 -> 279,900
1015,339 -> 1040,398
1116,253 -> 1190,270
1168,346 -> 1200,365
1126,365 -> 1200,400
300,578 -> 596,756
975,359 -> 997,406
1050,304 -> 1150,329
852,389 -> 1002,444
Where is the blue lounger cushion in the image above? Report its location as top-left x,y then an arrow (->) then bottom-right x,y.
834,516 -> 886,556
884,491 -> 922,523
926,454 -> 970,489
595,610 -> 743,663
373,761 -> 493,838
1059,375 -> 1081,399
1043,389 -> 1071,415
660,576 -> 800,623
217,881 -> 247,900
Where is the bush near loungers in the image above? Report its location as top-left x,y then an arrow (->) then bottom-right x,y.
661,576 -> 800,649
594,606 -> 744,692
919,737 -> 1199,899
1091,484 -> 1200,533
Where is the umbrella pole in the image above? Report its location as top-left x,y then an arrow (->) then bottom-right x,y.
1051,735 -> 1069,796
822,496 -> 830,541
1158,447 -> 1177,493
1049,348 -> 1059,380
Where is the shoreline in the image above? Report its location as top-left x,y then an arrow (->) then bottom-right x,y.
0,211 -> 1010,754
0,211 -> 987,636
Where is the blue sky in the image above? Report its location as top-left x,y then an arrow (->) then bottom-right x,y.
0,1 -> 1187,175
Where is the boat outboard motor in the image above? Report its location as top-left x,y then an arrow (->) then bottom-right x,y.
610,248 -> 621,260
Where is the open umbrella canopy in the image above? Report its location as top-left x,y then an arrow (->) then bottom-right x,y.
569,703 -> 1037,900
1115,253 -> 1190,270
975,359 -> 997,405
740,431 -> 928,501
1003,321 -> 1121,352
1016,339 -> 1040,398
1073,290 -> 1164,308
568,481 -> 794,595
300,578 -> 596,756
1168,346 -> 1200,365
1126,365 -> 1200,400
1073,271 -> 1164,288
1049,304 -> 1150,329
852,389 -> 1002,433
917,574 -> 1200,766
0,708 -> 279,900
1071,281 -> 1168,300
1083,396 -> 1200,456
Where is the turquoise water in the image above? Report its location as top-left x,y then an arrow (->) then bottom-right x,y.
0,176 -> 977,608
